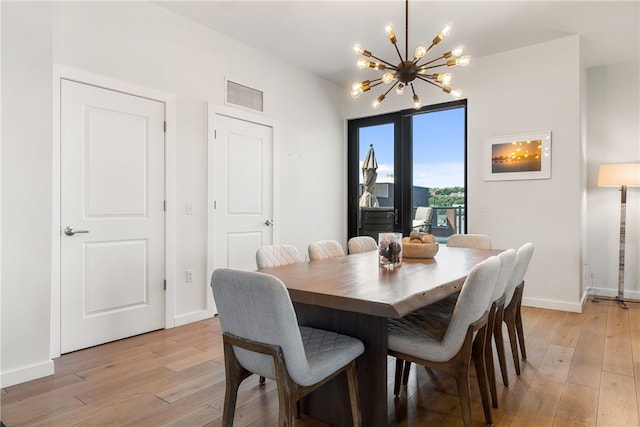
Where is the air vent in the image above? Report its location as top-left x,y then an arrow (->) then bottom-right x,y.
225,80 -> 264,112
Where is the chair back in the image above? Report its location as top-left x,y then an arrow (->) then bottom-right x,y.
447,233 -> 492,249
441,256 -> 501,357
308,240 -> 345,261
256,244 -> 303,269
211,268 -> 311,383
504,242 -> 535,305
491,249 -> 517,302
348,236 -> 378,254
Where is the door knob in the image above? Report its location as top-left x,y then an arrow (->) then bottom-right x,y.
264,219 -> 274,226
64,226 -> 89,236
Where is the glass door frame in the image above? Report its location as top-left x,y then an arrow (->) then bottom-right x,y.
347,99 -> 467,240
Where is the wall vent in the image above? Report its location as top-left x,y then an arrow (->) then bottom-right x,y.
225,80 -> 264,112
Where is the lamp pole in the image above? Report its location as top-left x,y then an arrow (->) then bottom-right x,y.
616,184 -> 628,308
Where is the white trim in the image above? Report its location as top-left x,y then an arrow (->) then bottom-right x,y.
1,360 -> 55,388
206,103 -> 279,315
521,296 -> 583,313
174,310 -> 215,327
50,65 -> 177,358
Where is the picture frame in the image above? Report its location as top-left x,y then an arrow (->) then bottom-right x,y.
483,130 -> 551,181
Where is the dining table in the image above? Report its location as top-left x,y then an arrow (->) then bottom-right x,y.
257,244 -> 501,426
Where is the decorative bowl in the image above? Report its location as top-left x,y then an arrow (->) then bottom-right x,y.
403,242 -> 439,259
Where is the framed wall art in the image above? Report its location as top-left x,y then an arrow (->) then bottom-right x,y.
483,130 -> 551,181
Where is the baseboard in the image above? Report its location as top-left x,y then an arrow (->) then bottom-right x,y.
585,287 -> 640,301
173,308 -> 215,328
1,359 -> 54,388
521,296 -> 583,313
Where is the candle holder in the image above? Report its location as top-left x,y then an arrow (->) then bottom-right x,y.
378,232 -> 403,269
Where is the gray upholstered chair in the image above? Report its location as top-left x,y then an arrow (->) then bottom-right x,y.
211,268 -> 364,427
388,256 -> 501,427
347,236 -> 378,254
308,239 -> 345,261
256,244 -> 303,269
403,249 -> 516,409
447,233 -> 492,249
501,242 -> 535,376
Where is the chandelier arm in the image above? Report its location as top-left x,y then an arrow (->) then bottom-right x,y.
416,75 -> 444,89
381,80 -> 400,98
419,62 -> 449,71
392,43 -> 404,64
368,53 -> 398,69
417,54 -> 447,68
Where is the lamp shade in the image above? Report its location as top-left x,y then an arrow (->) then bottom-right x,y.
598,163 -> 640,187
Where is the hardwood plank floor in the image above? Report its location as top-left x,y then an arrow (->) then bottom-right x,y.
1,299 -> 639,426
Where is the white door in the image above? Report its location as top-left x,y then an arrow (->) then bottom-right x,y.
61,79 -> 165,353
212,114 -> 273,272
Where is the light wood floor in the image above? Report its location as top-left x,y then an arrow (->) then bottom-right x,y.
2,299 -> 639,426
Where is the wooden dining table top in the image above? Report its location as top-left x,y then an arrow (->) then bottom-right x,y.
258,245 -> 501,319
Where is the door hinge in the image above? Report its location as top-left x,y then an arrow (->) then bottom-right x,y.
164,279 -> 167,291
163,200 -> 167,211
213,200 -> 217,210
163,121 -> 167,133
214,129 -> 217,139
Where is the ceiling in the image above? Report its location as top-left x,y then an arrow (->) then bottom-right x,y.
157,1 -> 639,88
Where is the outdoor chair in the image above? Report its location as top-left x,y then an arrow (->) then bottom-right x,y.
412,206 -> 433,233
211,268 -> 364,427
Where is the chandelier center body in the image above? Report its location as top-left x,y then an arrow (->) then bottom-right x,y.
396,61 -> 418,84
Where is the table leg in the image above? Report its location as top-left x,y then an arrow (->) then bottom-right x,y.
294,302 -> 388,427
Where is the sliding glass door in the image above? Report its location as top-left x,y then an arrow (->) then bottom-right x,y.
348,100 -> 466,242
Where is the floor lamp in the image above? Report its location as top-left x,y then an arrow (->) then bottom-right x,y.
595,162 -> 640,308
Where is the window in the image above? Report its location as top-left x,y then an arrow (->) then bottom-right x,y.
347,100 -> 467,242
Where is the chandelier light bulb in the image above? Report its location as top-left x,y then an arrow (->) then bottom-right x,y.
396,83 -> 405,95
456,55 -> 471,67
385,25 -> 397,44
437,73 -> 452,85
356,58 -> 369,69
382,72 -> 395,84
373,94 -> 385,109
450,89 -> 463,99
353,44 -> 364,54
414,45 -> 427,59
351,88 -> 363,98
413,94 -> 421,109
433,23 -> 452,45
451,45 -> 464,57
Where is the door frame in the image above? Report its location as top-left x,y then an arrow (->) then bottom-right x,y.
51,65 -> 177,358
206,103 -> 279,313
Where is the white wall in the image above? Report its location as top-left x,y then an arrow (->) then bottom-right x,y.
1,1 -> 346,386
1,2 -> 55,385
346,36 -> 586,312
585,60 -> 640,299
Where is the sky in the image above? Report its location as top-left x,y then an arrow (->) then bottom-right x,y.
359,107 -> 465,188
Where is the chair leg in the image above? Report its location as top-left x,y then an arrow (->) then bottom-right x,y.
514,285 -> 527,360
222,342 -> 251,427
393,358 -> 404,396
402,360 -> 412,387
473,327 -> 493,425
259,375 -> 266,385
452,364 -> 473,427
345,361 -> 362,427
484,303 -> 498,409
504,303 -> 521,375
493,305 -> 509,386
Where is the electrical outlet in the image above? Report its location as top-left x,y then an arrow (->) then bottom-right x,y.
185,270 -> 193,283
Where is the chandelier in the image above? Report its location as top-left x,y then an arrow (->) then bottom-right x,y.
350,0 -> 470,109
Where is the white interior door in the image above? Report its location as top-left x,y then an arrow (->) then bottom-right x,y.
212,114 -> 273,272
61,79 -> 165,353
